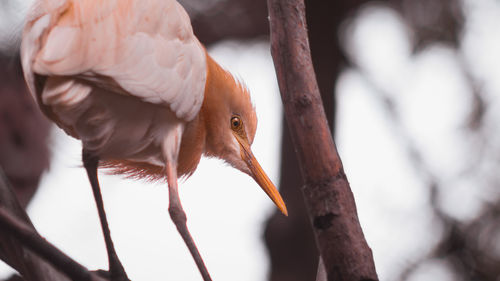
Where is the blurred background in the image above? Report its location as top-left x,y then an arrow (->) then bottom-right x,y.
1,0 -> 500,280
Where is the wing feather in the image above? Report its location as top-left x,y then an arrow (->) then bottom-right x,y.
22,0 -> 206,121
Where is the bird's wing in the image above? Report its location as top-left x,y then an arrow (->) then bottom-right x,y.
21,0 -> 206,121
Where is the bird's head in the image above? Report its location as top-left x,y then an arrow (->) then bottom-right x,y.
202,54 -> 287,216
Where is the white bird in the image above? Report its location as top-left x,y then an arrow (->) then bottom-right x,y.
20,0 -> 287,280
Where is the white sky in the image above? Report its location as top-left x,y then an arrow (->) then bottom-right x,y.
2,0 -> 500,280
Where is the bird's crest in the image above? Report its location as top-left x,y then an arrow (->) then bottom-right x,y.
203,54 -> 258,146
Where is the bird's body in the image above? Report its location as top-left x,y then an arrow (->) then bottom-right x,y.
21,0 -> 286,279
22,0 -> 206,173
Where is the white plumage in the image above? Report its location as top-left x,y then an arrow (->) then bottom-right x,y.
22,0 -> 206,165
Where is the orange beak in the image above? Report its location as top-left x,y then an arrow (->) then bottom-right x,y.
237,139 -> 288,216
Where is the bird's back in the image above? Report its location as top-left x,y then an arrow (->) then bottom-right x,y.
21,0 -> 207,166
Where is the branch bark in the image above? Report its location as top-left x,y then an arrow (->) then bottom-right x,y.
266,1 -> 378,280
0,168 -> 105,281
0,168 -> 70,281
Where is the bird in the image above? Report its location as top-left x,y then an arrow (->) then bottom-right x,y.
20,0 -> 288,280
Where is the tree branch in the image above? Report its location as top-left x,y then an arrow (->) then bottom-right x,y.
0,207 -> 105,281
0,168 -> 69,281
266,1 -> 378,280
0,168 -> 106,281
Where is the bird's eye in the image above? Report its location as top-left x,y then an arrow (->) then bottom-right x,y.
231,116 -> 241,130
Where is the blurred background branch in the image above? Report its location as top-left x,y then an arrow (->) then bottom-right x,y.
0,54 -> 50,209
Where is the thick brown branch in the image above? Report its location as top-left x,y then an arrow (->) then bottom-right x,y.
0,168 -> 70,281
266,1 -> 378,281
0,207 -> 104,281
0,169 -> 105,281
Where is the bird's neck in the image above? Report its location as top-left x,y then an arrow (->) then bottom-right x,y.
199,53 -> 238,158
177,53 -> 227,175
177,112 -> 206,177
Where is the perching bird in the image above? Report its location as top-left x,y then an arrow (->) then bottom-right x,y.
20,0 -> 287,280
